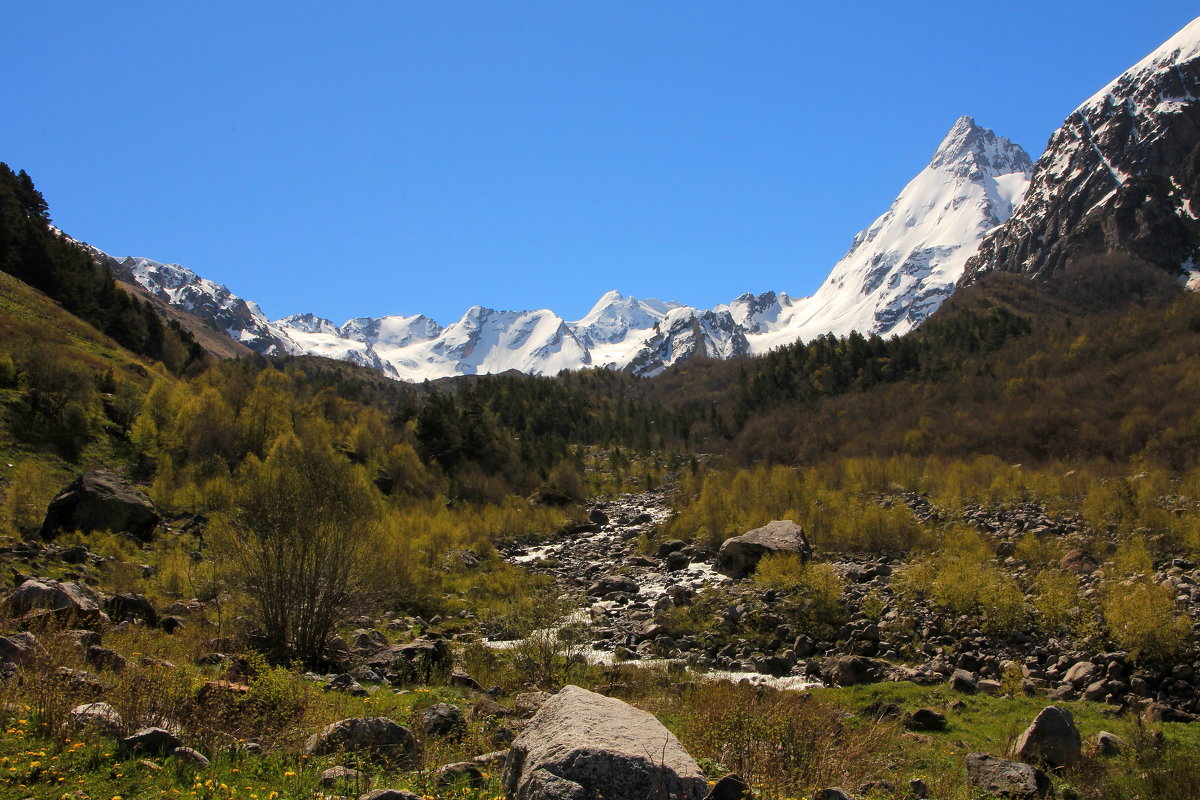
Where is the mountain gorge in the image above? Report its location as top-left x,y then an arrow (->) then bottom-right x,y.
103,116 -> 1032,381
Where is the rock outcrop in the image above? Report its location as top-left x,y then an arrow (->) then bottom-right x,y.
717,520 -> 811,579
502,685 -> 708,800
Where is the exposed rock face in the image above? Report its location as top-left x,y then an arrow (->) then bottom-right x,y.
41,471 -> 160,541
962,18 -> 1200,288
305,717 -> 417,766
965,753 -> 1053,799
502,685 -> 708,800
717,520 -> 812,579
1012,705 -> 1082,768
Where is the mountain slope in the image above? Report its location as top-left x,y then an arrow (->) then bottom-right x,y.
747,116 -> 1032,350
963,16 -> 1200,285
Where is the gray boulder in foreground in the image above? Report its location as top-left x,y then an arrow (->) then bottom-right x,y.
503,685 -> 707,800
965,752 -> 1052,799
1012,705 -> 1081,768
717,520 -> 811,578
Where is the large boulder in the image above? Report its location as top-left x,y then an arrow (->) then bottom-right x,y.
717,520 -> 811,579
4,579 -> 107,626
305,717 -> 418,766
41,470 -> 159,541
965,752 -> 1052,799
1012,705 -> 1081,768
503,685 -> 708,800
367,639 -> 451,682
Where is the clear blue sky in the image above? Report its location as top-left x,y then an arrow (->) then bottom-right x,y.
5,2 -> 1197,324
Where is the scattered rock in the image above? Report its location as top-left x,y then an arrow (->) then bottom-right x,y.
950,669 -> 978,694
704,774 -> 749,800
0,632 -> 42,666
105,593 -> 159,627
811,790 -> 855,800
41,470 -> 160,541
819,655 -> 890,686
587,574 -> 640,597
716,520 -> 811,579
5,578 -> 107,626
86,645 -> 127,673
118,727 -> 182,757
502,685 -> 708,800
320,766 -> 365,788
357,791 -> 421,800
435,761 -> 485,789
514,691 -> 551,716
305,717 -> 418,766
1095,730 -> 1125,757
68,702 -> 122,736
965,752 -> 1052,799
1012,705 -> 1081,768
421,703 -> 466,738
172,746 -> 210,770
903,708 -> 947,732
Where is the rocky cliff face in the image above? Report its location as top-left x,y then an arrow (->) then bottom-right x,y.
962,17 -> 1200,286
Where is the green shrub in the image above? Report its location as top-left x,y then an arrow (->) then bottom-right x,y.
1103,578 -> 1191,661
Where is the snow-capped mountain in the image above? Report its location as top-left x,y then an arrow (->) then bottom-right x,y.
105,117 -> 1031,381
745,116 -> 1032,350
109,257 -> 302,356
963,16 -> 1200,285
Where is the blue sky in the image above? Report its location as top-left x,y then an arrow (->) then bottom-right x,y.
5,2 -> 1197,324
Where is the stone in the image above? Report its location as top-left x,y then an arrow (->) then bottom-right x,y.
965,752 -> 1052,799
656,540 -> 687,558
68,702 -> 122,736
357,791 -> 421,800
305,717 -> 417,766
811,791 -> 854,800
1012,705 -> 1082,768
514,690 -> 552,715
172,746 -> 210,770
86,645 -> 127,673
903,708 -> 947,731
105,593 -> 159,627
450,668 -> 483,692
41,470 -> 160,541
587,574 -> 640,597
665,551 -> 690,571
716,520 -> 812,579
0,632 -> 43,666
5,578 -> 106,626
819,655 -> 890,686
1060,549 -> 1099,576
320,766 -> 365,788
421,702 -> 466,738
502,685 -> 708,800
368,639 -> 452,682
118,727 -> 182,757
1096,730 -> 1125,756
435,761 -> 485,789
704,774 -> 749,800
1063,661 -> 1099,688
950,669 -> 978,694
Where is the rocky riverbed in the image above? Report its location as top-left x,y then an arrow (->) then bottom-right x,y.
496,488 -> 1200,721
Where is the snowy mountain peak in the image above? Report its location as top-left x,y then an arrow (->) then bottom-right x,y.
930,115 -> 1035,178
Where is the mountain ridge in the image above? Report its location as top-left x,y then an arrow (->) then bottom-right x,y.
103,117 -> 1029,381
